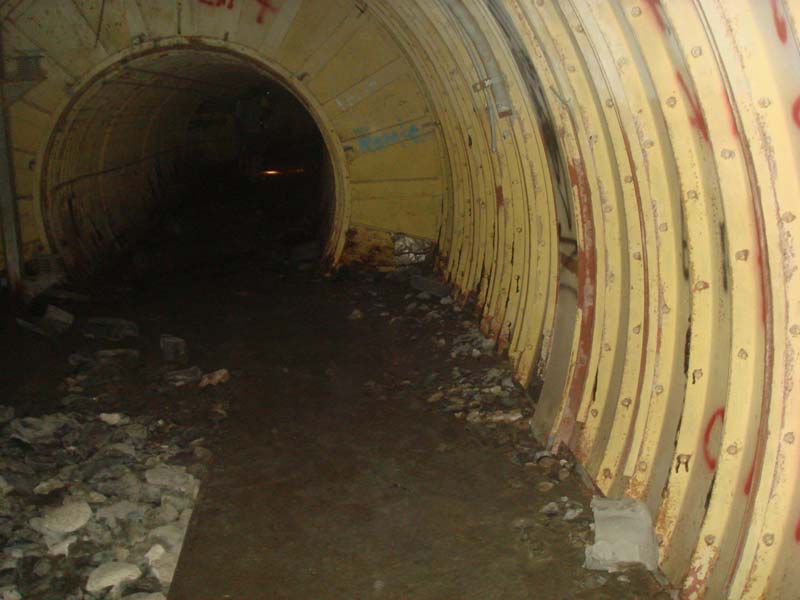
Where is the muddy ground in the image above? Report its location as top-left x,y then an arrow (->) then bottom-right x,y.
0,173 -> 668,599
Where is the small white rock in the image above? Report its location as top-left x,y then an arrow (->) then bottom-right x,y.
99,412 -> 129,426
85,562 -> 141,592
149,523 -> 185,549
563,507 -> 583,521
145,544 -> 166,566
151,549 -> 180,585
539,501 -> 560,516
43,501 -> 92,534
47,535 -> 77,557
122,594 -> 167,600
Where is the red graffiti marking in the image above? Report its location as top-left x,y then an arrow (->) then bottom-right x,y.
256,0 -> 279,23
676,72 -> 709,142
722,90 -> 739,139
703,408 -> 725,470
793,96 -> 800,128
643,0 -> 666,32
744,457 -> 755,495
199,0 -> 234,8
795,517 -> 800,542
771,0 -> 788,44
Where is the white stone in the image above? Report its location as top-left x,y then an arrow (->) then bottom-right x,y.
584,497 -> 659,572
149,523 -> 185,549
86,562 -> 141,592
122,594 -> 167,600
33,479 -> 66,495
42,500 -> 92,533
99,412 -> 129,426
151,549 -> 180,585
145,465 -> 198,496
47,535 -> 77,557
0,586 -> 21,600
145,543 -> 166,565
97,500 -> 146,523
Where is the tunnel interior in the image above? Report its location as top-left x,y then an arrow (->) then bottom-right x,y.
1,1 -> 799,597
42,48 -> 333,281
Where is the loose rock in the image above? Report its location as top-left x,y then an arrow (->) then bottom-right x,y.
86,561 -> 142,592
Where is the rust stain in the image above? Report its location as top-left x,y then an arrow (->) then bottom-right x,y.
552,158 -> 596,449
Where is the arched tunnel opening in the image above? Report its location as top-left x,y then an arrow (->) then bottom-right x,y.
0,2 -> 798,599
41,47 -> 336,284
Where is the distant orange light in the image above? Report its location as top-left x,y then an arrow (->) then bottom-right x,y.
259,168 -> 305,176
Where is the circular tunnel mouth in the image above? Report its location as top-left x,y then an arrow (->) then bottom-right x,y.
40,44 -> 337,281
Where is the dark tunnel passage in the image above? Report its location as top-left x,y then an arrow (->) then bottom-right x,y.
41,48 -> 334,283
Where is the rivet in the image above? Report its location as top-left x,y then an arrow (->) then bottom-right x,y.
603,204 -> 613,213
567,64 -> 576,73
693,368 -> 703,381
631,6 -> 642,16
666,96 -> 677,108
603,468 -> 613,479
738,348 -> 749,359
763,533 -> 774,546
659,222 -> 668,232
735,249 -> 749,261
687,190 -> 698,199
624,175 -> 633,183
721,149 -> 735,159
575,24 -> 584,33
603,343 -> 612,352
726,444 -> 738,455
782,212 -> 796,223
591,409 -> 599,417
517,227 -> 523,233
705,534 -> 715,546
784,432 -> 795,444
759,97 -> 771,108
606,98 -> 615,108
694,280 -> 709,291
618,57 -> 628,67
790,325 -> 800,336
633,324 -> 641,334
654,384 -> 664,394
662,304 -> 671,314
644,139 -> 655,149
633,251 -> 642,260
638,461 -> 647,472
607,272 -> 615,284
621,397 -> 632,407
691,46 -> 703,57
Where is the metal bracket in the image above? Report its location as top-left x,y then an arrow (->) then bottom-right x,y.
472,77 -> 493,92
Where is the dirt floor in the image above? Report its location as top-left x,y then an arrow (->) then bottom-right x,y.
0,173 -> 668,600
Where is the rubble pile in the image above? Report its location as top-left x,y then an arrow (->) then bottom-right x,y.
0,405 -> 209,599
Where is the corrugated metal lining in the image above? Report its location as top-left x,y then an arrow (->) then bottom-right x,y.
2,1 -> 799,596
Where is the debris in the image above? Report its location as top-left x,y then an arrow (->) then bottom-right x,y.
563,507 -> 583,521
85,317 -> 140,341
85,561 -> 141,593
410,274 -> 450,298
584,497 -> 659,572
0,406 -> 13,425
99,412 -> 130,426
96,348 -> 141,364
348,308 -> 364,320
393,234 -> 432,265
41,305 -> 75,334
42,500 -> 92,534
536,481 -> 555,493
426,391 -> 444,404
164,366 -> 203,387
160,335 -> 188,365
539,502 -> 560,517
199,368 -> 230,388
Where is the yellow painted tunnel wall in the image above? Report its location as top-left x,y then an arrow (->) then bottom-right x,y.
2,1 -> 800,597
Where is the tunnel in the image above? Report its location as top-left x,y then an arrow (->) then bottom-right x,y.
0,1 -> 798,598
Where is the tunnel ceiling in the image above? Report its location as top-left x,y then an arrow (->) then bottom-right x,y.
2,1 -> 799,597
